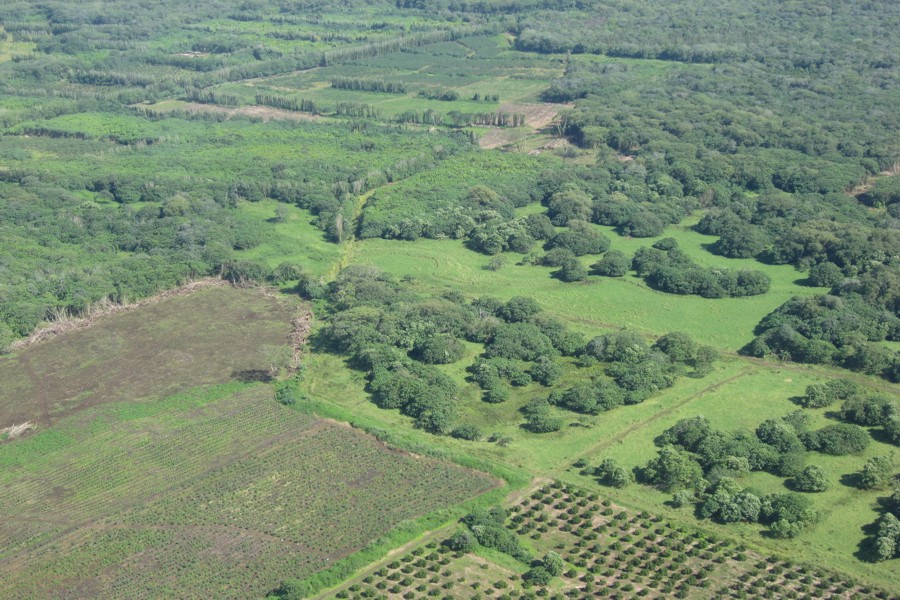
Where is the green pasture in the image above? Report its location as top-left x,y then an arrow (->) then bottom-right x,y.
349,218 -> 818,352
235,200 -> 340,276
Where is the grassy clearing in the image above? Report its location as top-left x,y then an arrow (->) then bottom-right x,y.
0,35 -> 34,64
226,33 -> 564,123
234,200 -> 341,276
350,216 -> 817,351
0,285 -> 295,428
563,365 -> 900,590
0,383 -> 499,599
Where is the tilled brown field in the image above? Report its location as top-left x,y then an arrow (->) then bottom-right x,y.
0,285 -> 296,429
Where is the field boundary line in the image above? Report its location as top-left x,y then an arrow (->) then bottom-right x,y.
561,365 -> 759,470
308,477 -> 550,600
9,278 -> 228,352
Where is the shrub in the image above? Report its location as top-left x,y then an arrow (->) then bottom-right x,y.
801,423 -> 870,455
792,465 -> 829,492
451,424 -> 482,441
591,249 -> 629,277
416,335 -> 466,364
858,455 -> 895,490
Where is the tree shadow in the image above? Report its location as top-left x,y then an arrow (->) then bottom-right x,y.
699,242 -> 719,256
231,369 -> 273,383
868,427 -> 894,445
839,472 -> 862,489
787,395 -> 806,407
854,518 -> 883,562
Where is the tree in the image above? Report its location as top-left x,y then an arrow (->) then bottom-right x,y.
521,398 -> 564,433
760,493 -> 820,538
554,257 -> 588,282
416,335 -> 465,364
840,395 -> 898,427
591,249 -> 629,277
529,357 -> 562,386
657,416 -> 711,453
595,457 -> 634,488
875,513 -> 900,561
546,220 -> 610,256
653,331 -> 698,363
859,455 -> 895,490
887,417 -> 900,446
522,566 -> 552,586
802,423 -> 870,455
542,551 -> 564,576
642,445 -> 706,492
799,383 -> 836,408
585,330 -> 649,363
486,323 -> 557,362
451,424 -> 482,441
274,203 -> 290,223
699,478 -> 761,523
792,465 -> 829,492
445,530 -> 475,553
497,296 -> 542,322
547,188 -> 592,226
808,262 -> 844,287
756,418 -> 805,454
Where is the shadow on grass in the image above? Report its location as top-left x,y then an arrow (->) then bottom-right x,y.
231,369 -> 273,383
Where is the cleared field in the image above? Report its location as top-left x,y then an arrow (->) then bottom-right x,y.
0,285 -> 296,429
0,384 -> 499,599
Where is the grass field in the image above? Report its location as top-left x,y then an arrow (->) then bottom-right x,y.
0,383 -> 499,599
348,216 -> 819,352
0,285 -> 296,430
235,200 -> 342,276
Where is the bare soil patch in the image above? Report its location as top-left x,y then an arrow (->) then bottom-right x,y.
176,102 -> 320,122
478,102 -> 573,149
499,101 -> 572,129
0,285 -> 298,428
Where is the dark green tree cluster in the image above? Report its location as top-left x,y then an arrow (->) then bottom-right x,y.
593,457 -> 634,488
255,93 -> 319,114
522,551 -> 564,588
187,89 -> 242,107
638,414 -> 842,536
331,77 -> 407,94
315,266 -> 473,434
458,507 -> 531,563
745,293 -> 900,381
417,88 -> 460,101
632,240 -> 770,298
334,102 -> 381,119
451,112 -> 526,127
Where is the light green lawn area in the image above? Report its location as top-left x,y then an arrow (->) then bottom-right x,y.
350,216 -> 820,352
0,36 -> 34,63
234,200 -> 340,276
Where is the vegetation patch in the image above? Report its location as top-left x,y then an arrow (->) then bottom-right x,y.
0,384 -> 497,599
0,285 -> 295,428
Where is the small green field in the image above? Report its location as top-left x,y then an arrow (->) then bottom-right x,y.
349,218 -> 817,352
234,200 -> 341,276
